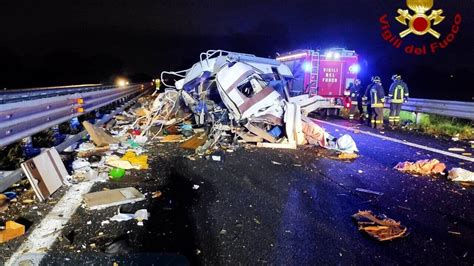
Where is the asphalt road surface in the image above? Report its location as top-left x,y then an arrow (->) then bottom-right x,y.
13,117 -> 474,265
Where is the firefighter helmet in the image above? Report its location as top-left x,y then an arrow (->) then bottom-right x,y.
392,74 -> 402,81
372,76 -> 381,83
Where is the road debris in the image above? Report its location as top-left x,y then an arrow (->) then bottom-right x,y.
149,191 -> 162,199
0,221 -> 25,243
394,159 -> 446,176
338,153 -> 359,160
21,148 -> 68,201
355,188 -> 384,196
83,121 -> 120,146
110,208 -> 149,223
352,210 -> 407,241
83,187 -> 146,210
121,151 -> 149,170
0,194 -> 10,213
109,168 -> 126,181
448,168 -> 474,183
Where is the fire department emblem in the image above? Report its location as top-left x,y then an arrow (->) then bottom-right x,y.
396,0 -> 445,38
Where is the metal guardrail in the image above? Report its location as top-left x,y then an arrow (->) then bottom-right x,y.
0,84 -> 114,104
0,84 -> 148,148
385,98 -> 474,121
0,88 -> 152,192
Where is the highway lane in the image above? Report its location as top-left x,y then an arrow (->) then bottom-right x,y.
16,119 -> 474,265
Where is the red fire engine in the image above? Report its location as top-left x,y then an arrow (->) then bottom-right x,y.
276,48 -> 360,111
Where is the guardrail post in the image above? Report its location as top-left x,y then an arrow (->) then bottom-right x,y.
415,112 -> 422,125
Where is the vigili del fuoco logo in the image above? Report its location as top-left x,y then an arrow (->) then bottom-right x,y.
379,0 -> 462,55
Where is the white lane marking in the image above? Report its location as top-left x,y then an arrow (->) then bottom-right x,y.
314,119 -> 474,163
6,181 -> 95,266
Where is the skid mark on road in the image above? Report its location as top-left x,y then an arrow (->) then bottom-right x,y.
314,119 -> 474,163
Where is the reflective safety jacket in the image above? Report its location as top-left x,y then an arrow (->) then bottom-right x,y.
389,80 -> 409,103
365,83 -> 385,107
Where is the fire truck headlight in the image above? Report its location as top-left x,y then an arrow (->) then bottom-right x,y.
302,62 -> 312,72
349,64 -> 361,74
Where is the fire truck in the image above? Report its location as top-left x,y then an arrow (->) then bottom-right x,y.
276,48 -> 360,114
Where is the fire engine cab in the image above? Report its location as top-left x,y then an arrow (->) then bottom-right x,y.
276,48 -> 360,113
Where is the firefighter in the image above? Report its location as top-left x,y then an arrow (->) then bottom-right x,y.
388,74 -> 409,127
347,82 -> 355,120
348,79 -> 363,120
364,76 -> 385,129
363,79 -> 373,125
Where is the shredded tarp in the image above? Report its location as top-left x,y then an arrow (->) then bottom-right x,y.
301,121 -> 328,147
352,210 -> 408,241
394,159 -> 446,175
335,134 -> 359,153
448,168 -> 474,182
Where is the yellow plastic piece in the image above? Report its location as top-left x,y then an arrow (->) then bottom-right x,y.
121,151 -> 148,170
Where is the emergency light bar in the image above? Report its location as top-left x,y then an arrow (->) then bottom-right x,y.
276,52 -> 308,61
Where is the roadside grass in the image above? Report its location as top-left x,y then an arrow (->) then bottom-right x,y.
395,111 -> 474,140
343,108 -> 473,140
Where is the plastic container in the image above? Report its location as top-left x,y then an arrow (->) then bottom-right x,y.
109,168 -> 125,181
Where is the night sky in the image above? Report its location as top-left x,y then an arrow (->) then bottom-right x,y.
0,0 -> 473,100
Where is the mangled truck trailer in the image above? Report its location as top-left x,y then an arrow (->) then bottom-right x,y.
154,50 -> 357,153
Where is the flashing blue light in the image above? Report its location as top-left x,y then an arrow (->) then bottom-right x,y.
302,62 -> 312,72
334,52 -> 341,59
325,51 -> 333,59
349,64 -> 361,74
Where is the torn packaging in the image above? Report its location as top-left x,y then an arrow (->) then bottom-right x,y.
84,187 -> 145,210
448,168 -> 474,182
83,121 -> 119,147
394,159 -> 446,176
21,148 -> 67,201
301,117 -> 328,147
352,210 -> 407,241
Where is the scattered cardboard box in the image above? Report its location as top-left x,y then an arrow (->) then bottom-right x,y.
180,133 -> 207,150
21,148 -> 67,201
84,187 -> 145,210
83,121 -> 119,147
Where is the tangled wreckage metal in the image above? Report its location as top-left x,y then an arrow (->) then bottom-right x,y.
141,50 -> 358,154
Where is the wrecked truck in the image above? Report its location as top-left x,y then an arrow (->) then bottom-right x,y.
156,50 -> 357,153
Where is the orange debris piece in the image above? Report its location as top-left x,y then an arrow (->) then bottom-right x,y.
0,221 -> 25,243
394,159 -> 446,176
